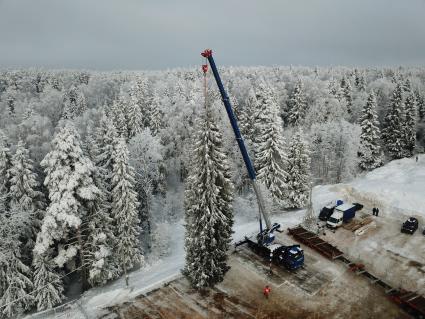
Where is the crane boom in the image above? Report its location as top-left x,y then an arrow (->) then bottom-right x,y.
201,49 -> 272,231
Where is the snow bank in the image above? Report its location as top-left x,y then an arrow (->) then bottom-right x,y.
314,155 -> 425,223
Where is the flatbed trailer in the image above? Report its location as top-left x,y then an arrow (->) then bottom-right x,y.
390,290 -> 425,319
289,225 -> 425,319
288,226 -> 343,259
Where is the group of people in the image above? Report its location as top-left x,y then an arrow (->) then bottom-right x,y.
372,207 -> 380,216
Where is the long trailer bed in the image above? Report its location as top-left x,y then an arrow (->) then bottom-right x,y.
288,225 -> 425,319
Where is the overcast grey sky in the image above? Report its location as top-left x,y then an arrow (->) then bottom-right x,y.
1,0 -> 424,70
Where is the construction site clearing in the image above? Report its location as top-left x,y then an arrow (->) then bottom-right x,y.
100,227 -> 412,319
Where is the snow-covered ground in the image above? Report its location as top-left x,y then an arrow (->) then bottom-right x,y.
314,155 -> 425,223
27,155 -> 425,318
313,155 -> 425,294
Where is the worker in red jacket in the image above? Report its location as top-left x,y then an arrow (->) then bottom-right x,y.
263,285 -> 271,299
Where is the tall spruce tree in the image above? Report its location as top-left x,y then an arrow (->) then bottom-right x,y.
382,83 -> 406,159
287,80 -> 308,126
8,140 -> 45,258
109,96 -> 129,140
147,92 -> 163,136
126,95 -> 144,139
253,83 -> 277,159
404,90 -> 417,156
340,76 -> 353,114
84,178 -> 119,286
285,131 -> 311,208
130,77 -> 150,124
255,99 -> 288,205
184,107 -> 234,289
111,138 -> 141,275
0,132 -> 12,213
0,212 -> 34,318
62,86 -> 86,120
415,90 -> 425,121
94,113 -> 119,187
87,126 -> 120,286
240,88 -> 257,146
354,69 -> 366,91
34,123 -> 100,293
359,92 -> 383,170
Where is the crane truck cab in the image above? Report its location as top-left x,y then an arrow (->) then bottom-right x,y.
244,240 -> 304,270
326,203 -> 357,229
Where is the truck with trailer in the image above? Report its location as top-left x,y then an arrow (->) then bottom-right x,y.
201,49 -> 304,270
326,203 -> 357,229
236,237 -> 304,270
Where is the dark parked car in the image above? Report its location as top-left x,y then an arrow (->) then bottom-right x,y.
319,205 -> 336,221
353,203 -> 364,212
401,217 -> 418,234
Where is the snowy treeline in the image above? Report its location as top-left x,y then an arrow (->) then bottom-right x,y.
0,66 -> 424,316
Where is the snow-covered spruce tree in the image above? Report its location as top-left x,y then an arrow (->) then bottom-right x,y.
252,82 -> 277,159
382,83 -> 406,159
287,80 -> 308,126
0,214 -> 34,318
111,138 -> 141,275
184,107 -> 234,289
255,99 -> 288,205
240,88 -> 257,146
0,132 -> 12,213
62,86 -> 86,120
340,76 -> 353,114
85,117 -> 120,285
126,93 -> 144,139
403,78 -> 412,93
358,92 -> 383,170
403,90 -> 417,157
354,69 -> 366,91
285,131 -> 311,209
3,85 -> 18,116
328,78 -> 340,98
34,122 -> 100,291
94,112 -> 119,188
109,96 -> 129,140
129,77 -> 150,125
32,253 -> 64,311
8,140 -> 45,263
147,92 -> 163,136
84,176 -> 119,286
415,90 -> 425,121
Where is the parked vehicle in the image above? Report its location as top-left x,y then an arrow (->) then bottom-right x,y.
319,205 -> 336,221
243,239 -> 304,270
326,204 -> 357,229
401,217 -> 418,234
319,200 -> 343,221
422,228 -> 425,236
352,203 -> 364,212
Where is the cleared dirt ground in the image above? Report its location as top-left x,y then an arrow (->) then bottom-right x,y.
100,233 -> 409,319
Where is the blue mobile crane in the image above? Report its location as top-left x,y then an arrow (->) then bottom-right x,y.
201,49 -> 304,270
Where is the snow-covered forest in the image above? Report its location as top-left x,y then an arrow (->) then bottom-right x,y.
0,66 -> 424,318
